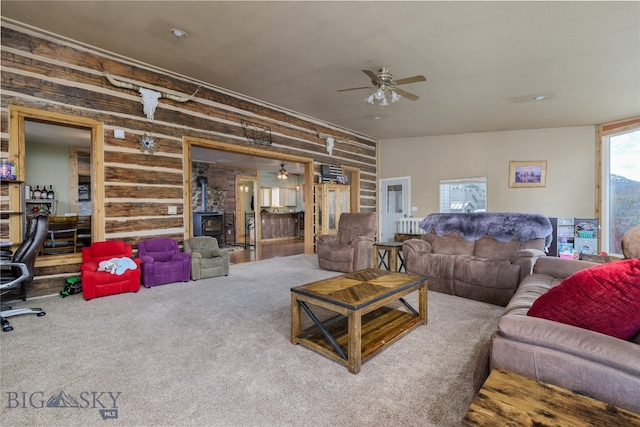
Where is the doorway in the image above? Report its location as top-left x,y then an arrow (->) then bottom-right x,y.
379,177 -> 411,242
236,175 -> 257,247
184,137 -> 316,255
9,106 -> 103,261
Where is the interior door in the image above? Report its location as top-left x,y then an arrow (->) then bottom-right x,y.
379,177 -> 410,242
236,176 -> 256,245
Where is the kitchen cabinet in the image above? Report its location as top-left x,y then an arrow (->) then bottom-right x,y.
260,188 -> 271,207
261,187 -> 297,207
282,188 -> 297,207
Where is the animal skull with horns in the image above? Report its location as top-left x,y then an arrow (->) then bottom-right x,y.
102,68 -> 200,122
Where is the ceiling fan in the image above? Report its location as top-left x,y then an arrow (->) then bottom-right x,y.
276,163 -> 289,180
337,68 -> 426,104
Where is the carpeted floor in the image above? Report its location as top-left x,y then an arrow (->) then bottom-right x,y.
0,254 -> 503,426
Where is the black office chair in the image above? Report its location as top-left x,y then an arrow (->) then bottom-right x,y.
1,213 -> 49,332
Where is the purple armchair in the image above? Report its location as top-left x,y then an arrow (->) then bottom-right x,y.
137,238 -> 190,287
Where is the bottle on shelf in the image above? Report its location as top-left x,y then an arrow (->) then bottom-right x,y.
41,184 -> 48,200
33,185 -> 41,199
48,185 -> 55,200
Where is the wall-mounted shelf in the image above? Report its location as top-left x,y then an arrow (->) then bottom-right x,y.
25,199 -> 57,215
0,179 -> 26,242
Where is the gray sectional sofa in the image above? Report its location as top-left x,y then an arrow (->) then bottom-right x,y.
403,212 -> 552,306
489,256 -> 640,413
403,214 -> 640,413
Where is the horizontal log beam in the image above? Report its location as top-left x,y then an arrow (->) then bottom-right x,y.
106,217 -> 183,233
105,202 -> 183,217
105,185 -> 183,199
105,167 -> 182,186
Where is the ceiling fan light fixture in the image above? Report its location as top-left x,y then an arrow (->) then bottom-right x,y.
367,85 -> 402,107
277,163 -> 288,180
339,67 -> 425,106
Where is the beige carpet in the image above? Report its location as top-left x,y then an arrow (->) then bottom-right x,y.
0,254 -> 503,426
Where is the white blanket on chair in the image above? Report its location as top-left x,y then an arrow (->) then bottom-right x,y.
98,257 -> 137,275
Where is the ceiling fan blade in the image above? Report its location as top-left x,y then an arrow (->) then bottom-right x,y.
362,69 -> 379,83
337,86 -> 371,92
394,75 -> 427,86
395,88 -> 420,101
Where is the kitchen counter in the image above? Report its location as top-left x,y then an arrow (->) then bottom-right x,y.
262,211 -> 297,214
261,212 -> 301,240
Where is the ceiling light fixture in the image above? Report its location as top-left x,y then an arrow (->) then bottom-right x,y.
533,95 -> 547,101
366,83 -> 401,107
170,28 -> 187,38
277,163 -> 288,180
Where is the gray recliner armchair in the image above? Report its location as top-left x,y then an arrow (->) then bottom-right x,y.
184,236 -> 230,280
317,212 -> 376,273
1,213 -> 49,332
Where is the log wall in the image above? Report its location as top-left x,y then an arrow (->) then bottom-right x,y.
0,20 -> 378,293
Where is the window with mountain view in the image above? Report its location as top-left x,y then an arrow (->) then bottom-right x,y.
602,126 -> 640,255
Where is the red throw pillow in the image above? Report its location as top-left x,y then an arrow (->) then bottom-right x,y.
528,258 -> 640,340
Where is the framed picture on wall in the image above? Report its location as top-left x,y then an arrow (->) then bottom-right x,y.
509,161 -> 547,188
78,184 -> 91,201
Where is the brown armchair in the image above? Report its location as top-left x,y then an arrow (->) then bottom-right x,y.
317,212 -> 376,273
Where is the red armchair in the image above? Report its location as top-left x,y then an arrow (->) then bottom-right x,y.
80,240 -> 142,300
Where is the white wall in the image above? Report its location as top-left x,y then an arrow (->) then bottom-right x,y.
25,141 -> 72,214
379,126 -> 596,219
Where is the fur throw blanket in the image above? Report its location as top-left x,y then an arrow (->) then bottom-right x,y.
419,212 -> 553,248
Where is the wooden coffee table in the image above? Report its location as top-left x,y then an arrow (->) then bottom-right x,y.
291,268 -> 427,374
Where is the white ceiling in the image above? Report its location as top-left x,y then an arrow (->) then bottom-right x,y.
4,1 -> 639,168
25,121 -> 91,148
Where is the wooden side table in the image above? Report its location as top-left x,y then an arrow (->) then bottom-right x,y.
373,242 -> 405,272
463,368 -> 640,426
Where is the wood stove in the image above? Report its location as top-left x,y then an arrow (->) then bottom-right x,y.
193,212 -> 224,245
194,175 -> 224,245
